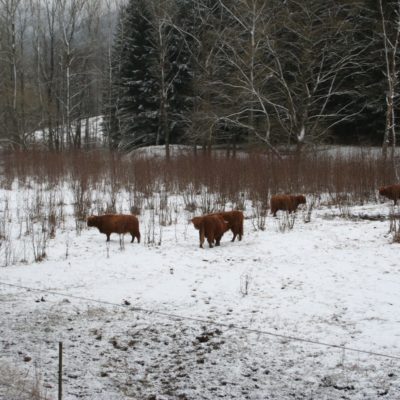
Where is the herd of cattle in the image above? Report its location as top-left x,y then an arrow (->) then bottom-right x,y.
87,184 -> 400,248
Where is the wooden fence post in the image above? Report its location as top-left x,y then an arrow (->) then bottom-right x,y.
58,342 -> 63,400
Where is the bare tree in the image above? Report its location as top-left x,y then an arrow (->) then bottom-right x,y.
31,0 -> 62,149
75,0 -> 104,148
270,1 -> 368,153
57,0 -> 86,147
379,0 -> 400,177
213,0 -> 282,156
0,0 -> 119,150
207,0 -> 367,156
0,0 -> 31,148
146,0 -> 181,159
102,0 -> 123,148
182,0 -> 233,153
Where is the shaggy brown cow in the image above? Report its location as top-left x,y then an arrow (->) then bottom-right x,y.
379,184 -> 400,204
191,214 -> 229,248
215,211 -> 244,242
270,194 -> 306,217
87,214 -> 140,243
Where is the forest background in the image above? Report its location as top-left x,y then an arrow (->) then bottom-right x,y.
0,0 -> 399,159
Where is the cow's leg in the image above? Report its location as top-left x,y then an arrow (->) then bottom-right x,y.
106,233 -> 110,242
199,229 -> 205,248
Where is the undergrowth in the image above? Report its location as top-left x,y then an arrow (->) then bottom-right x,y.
0,148 -> 396,265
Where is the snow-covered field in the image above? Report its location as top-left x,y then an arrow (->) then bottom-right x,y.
1,183 -> 400,399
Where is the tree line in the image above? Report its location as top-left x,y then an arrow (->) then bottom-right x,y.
0,0 -> 399,157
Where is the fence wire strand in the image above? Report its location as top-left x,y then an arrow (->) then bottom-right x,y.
1,280 -> 400,361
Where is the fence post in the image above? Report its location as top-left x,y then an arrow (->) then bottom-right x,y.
58,342 -> 63,400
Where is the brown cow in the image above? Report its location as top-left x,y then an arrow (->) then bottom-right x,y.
379,184 -> 400,204
191,214 -> 229,248
216,211 -> 244,242
270,194 -> 306,217
87,214 -> 140,243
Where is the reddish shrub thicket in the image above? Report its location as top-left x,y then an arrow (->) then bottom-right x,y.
1,148 -> 394,207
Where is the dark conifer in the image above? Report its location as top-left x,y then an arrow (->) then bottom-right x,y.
104,0 -> 159,150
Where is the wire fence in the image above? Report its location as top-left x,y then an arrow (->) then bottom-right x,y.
0,280 -> 399,361
0,282 -> 400,400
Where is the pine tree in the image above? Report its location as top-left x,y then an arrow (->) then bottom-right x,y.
166,0 -> 197,145
104,0 -> 196,153
104,0 -> 159,150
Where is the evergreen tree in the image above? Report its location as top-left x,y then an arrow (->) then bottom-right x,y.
166,0 -> 197,144
103,0 -> 196,153
104,0 -> 159,150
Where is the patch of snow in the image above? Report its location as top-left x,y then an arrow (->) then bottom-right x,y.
0,186 -> 400,398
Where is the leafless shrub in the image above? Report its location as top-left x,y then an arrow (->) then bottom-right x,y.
275,211 -> 297,233
251,200 -> 268,231
127,187 -> 144,215
240,273 -> 251,296
159,191 -> 172,227
104,198 -> 118,214
27,214 -> 48,262
20,186 -> 52,262
199,187 -> 217,214
104,179 -> 120,214
333,193 -> 352,218
303,194 -> 319,223
0,198 -> 14,267
0,363 -> 50,400
183,183 -> 197,212
65,232 -> 70,260
71,177 -> 92,235
234,192 -> 246,212
0,196 -> 10,241
389,204 -> 400,243
144,209 -> 157,246
46,192 -> 58,239
158,221 -> 163,246
0,239 -> 14,267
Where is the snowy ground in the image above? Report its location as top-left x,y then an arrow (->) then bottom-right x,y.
1,191 -> 400,399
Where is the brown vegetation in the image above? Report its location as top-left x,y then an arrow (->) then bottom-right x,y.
0,148 -> 394,220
